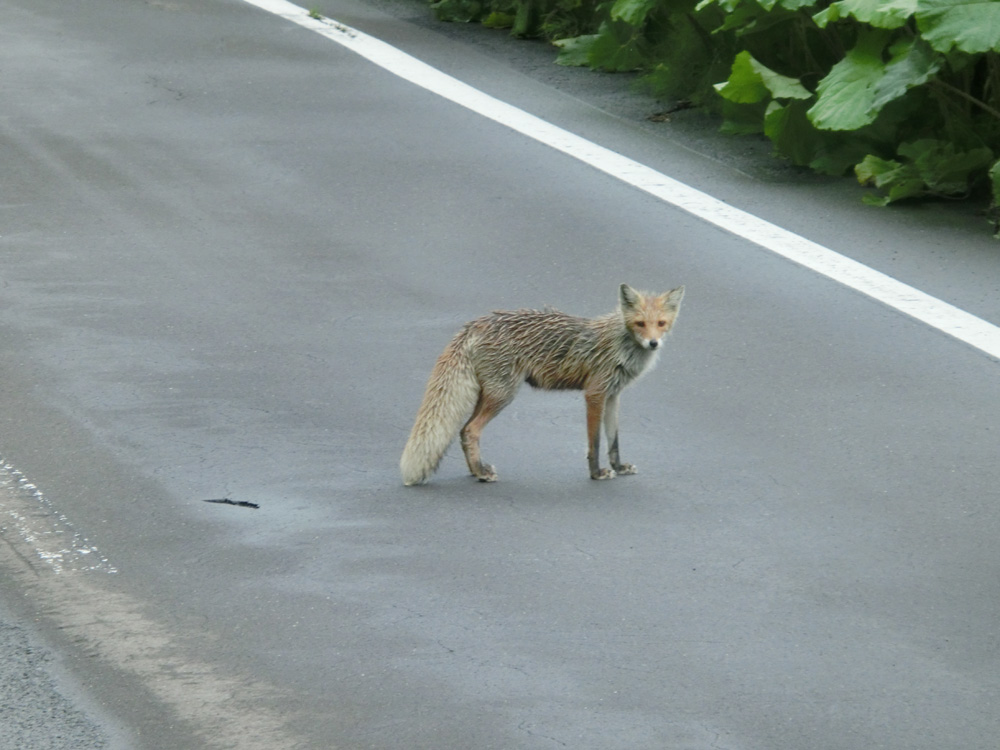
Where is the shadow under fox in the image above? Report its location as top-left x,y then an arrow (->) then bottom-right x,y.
400,283 -> 685,485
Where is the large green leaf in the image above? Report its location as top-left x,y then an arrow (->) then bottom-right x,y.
554,34 -> 599,66
855,155 -> 926,203
869,37 -> 942,114
430,0 -> 483,22
715,50 -> 812,104
808,30 -> 889,130
610,0 -> 659,26
556,22 -> 647,71
813,0 -> 917,28
718,100 -> 768,134
898,139 -> 994,193
916,0 -> 1000,53
763,0 -> 820,9
806,32 -> 938,130
694,0 -> 742,12
989,161 -> 1000,234
764,100 -> 825,165
856,140 -> 994,203
856,154 -> 907,186
711,2 -> 769,33
589,23 -> 647,70
482,11 -> 515,28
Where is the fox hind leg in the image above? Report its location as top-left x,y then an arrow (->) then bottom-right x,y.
461,389 -> 514,482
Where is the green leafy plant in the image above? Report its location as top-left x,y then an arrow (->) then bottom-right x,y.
427,0 -> 1000,232
856,140 -> 994,204
707,0 -> 1000,219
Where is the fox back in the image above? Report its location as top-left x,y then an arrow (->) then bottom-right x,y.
457,284 -> 683,395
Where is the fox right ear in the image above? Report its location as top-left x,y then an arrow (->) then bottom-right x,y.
619,283 -> 641,309
663,285 -> 685,309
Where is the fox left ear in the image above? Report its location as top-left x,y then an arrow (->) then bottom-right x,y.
660,286 -> 685,310
620,283 -> 641,310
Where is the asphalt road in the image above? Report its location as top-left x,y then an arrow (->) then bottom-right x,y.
1,0 -> 999,748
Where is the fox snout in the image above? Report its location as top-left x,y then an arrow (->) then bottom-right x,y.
630,327 -> 665,350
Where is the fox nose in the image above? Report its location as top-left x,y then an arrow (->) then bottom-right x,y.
648,339 -> 659,349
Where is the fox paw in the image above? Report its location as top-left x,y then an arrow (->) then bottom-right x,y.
591,468 -> 617,480
612,463 -> 637,475
475,464 -> 498,483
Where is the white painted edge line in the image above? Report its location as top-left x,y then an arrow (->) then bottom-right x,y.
244,0 -> 1000,362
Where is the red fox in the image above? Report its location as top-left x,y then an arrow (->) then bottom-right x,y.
400,283 -> 685,485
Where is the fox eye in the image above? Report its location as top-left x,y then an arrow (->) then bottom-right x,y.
635,321 -> 646,328
657,320 -> 667,328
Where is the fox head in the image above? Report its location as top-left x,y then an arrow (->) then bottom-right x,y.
619,283 -> 685,351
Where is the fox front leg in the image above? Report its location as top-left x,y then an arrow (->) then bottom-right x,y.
603,393 -> 636,475
585,391 -> 616,480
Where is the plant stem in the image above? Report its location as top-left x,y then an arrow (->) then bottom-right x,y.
931,79 -> 1000,122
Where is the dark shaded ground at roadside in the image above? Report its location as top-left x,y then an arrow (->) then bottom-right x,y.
0,610 -> 110,750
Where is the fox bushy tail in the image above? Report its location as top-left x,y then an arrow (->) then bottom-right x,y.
400,336 -> 480,485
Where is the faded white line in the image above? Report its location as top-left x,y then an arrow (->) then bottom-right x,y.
0,459 -> 304,750
243,0 -> 1000,362
0,457 -> 116,574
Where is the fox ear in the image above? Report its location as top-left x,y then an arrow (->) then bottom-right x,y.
660,285 -> 685,310
619,283 -> 641,310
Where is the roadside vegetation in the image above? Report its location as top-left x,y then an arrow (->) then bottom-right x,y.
428,0 -> 1000,233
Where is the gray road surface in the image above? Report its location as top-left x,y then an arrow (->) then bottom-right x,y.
1,0 -> 999,748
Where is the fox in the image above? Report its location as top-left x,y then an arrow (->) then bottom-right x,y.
399,283 -> 685,485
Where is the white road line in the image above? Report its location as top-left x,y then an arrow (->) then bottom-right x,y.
243,0 -> 1000,362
